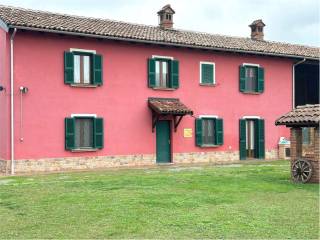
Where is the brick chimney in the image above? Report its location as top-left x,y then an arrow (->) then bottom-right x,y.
157,4 -> 175,29
249,19 -> 265,41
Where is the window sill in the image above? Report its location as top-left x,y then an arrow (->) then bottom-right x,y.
241,91 -> 262,95
71,148 -> 98,152
199,83 -> 216,87
152,87 -> 176,91
199,144 -> 221,148
70,84 -> 99,88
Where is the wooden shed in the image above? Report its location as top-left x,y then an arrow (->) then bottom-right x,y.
275,104 -> 319,183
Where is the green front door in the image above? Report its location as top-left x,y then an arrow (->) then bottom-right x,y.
156,120 -> 171,163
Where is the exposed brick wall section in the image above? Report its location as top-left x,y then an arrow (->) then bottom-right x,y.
290,128 -> 302,161
290,127 -> 319,183
309,127 -> 319,183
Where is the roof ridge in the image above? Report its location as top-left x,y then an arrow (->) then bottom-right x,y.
1,4 -> 319,50
0,4 -> 160,29
0,4 -> 319,58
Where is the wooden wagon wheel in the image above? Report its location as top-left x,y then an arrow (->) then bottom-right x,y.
291,159 -> 313,183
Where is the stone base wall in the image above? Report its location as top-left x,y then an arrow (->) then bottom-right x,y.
0,159 -> 9,174
266,149 -> 278,160
0,149 -> 279,174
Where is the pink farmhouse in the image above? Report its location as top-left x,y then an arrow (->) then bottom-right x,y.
0,5 -> 319,173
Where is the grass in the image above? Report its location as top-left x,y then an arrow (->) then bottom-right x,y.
0,160 -> 319,239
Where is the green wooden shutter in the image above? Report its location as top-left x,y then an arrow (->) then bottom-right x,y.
64,52 -> 74,84
239,66 -> 246,92
195,118 -> 203,147
257,67 -> 264,93
239,119 -> 246,160
215,118 -> 223,145
94,118 -> 104,149
93,54 -> 103,85
65,118 -> 75,150
201,64 -> 214,84
148,58 -> 156,88
170,60 -> 179,89
255,119 -> 265,159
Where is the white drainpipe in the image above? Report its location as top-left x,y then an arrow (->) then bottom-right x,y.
10,28 -> 17,175
292,58 -> 306,109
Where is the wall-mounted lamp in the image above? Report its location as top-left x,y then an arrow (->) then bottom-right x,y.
20,86 -> 28,94
0,86 -> 4,91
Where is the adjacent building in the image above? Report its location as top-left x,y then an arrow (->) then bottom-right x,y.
0,4 -> 319,173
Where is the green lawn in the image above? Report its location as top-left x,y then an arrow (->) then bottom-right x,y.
0,160 -> 319,239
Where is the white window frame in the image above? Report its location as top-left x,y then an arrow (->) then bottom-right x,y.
242,63 -> 260,67
200,61 -> 216,85
70,48 -> 96,54
152,55 -> 174,60
199,115 -> 219,119
242,116 -> 261,119
71,114 -> 97,118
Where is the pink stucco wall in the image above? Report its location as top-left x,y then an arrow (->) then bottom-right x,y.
11,31 -> 291,160
0,28 -> 10,160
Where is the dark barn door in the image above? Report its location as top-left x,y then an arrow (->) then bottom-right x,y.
156,120 -> 171,163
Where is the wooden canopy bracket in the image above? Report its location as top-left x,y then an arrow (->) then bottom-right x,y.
152,112 -> 159,132
173,115 -> 184,132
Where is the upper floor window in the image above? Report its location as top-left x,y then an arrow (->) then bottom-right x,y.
239,64 -> 264,93
245,66 -> 257,92
195,116 -> 223,147
148,56 -> 179,89
155,59 -> 169,88
74,53 -> 91,84
200,62 -> 215,85
64,50 -> 103,87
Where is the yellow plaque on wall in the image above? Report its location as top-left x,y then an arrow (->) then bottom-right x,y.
184,128 -> 192,138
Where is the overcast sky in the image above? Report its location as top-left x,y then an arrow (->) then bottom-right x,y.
1,0 -> 319,46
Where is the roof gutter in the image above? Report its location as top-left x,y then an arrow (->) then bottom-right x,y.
8,25 -> 319,61
292,58 -> 306,109
10,28 -> 17,175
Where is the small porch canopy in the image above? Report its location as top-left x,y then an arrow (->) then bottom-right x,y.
148,98 -> 193,132
275,104 -> 320,127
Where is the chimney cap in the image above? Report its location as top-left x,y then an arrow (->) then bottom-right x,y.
249,19 -> 266,27
157,4 -> 175,14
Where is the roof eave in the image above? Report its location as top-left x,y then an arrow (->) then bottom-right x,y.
275,122 -> 319,127
8,25 -> 320,61
0,18 -> 8,32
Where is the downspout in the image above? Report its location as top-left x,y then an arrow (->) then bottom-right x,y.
292,58 -> 306,109
10,28 -> 17,175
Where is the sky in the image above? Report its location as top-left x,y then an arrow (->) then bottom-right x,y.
1,0 -> 319,47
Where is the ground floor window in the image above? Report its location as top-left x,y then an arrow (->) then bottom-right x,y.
75,118 -> 94,149
195,117 -> 223,147
65,116 -> 104,151
202,118 -> 215,145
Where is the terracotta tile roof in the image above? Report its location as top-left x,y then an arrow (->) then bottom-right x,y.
148,98 -> 193,115
0,5 -> 319,60
275,104 -> 320,126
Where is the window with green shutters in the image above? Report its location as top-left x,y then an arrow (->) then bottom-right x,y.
239,118 -> 265,160
65,116 -> 104,151
64,51 -> 103,86
148,57 -> 179,89
200,62 -> 215,85
195,117 -> 223,147
239,64 -> 264,93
